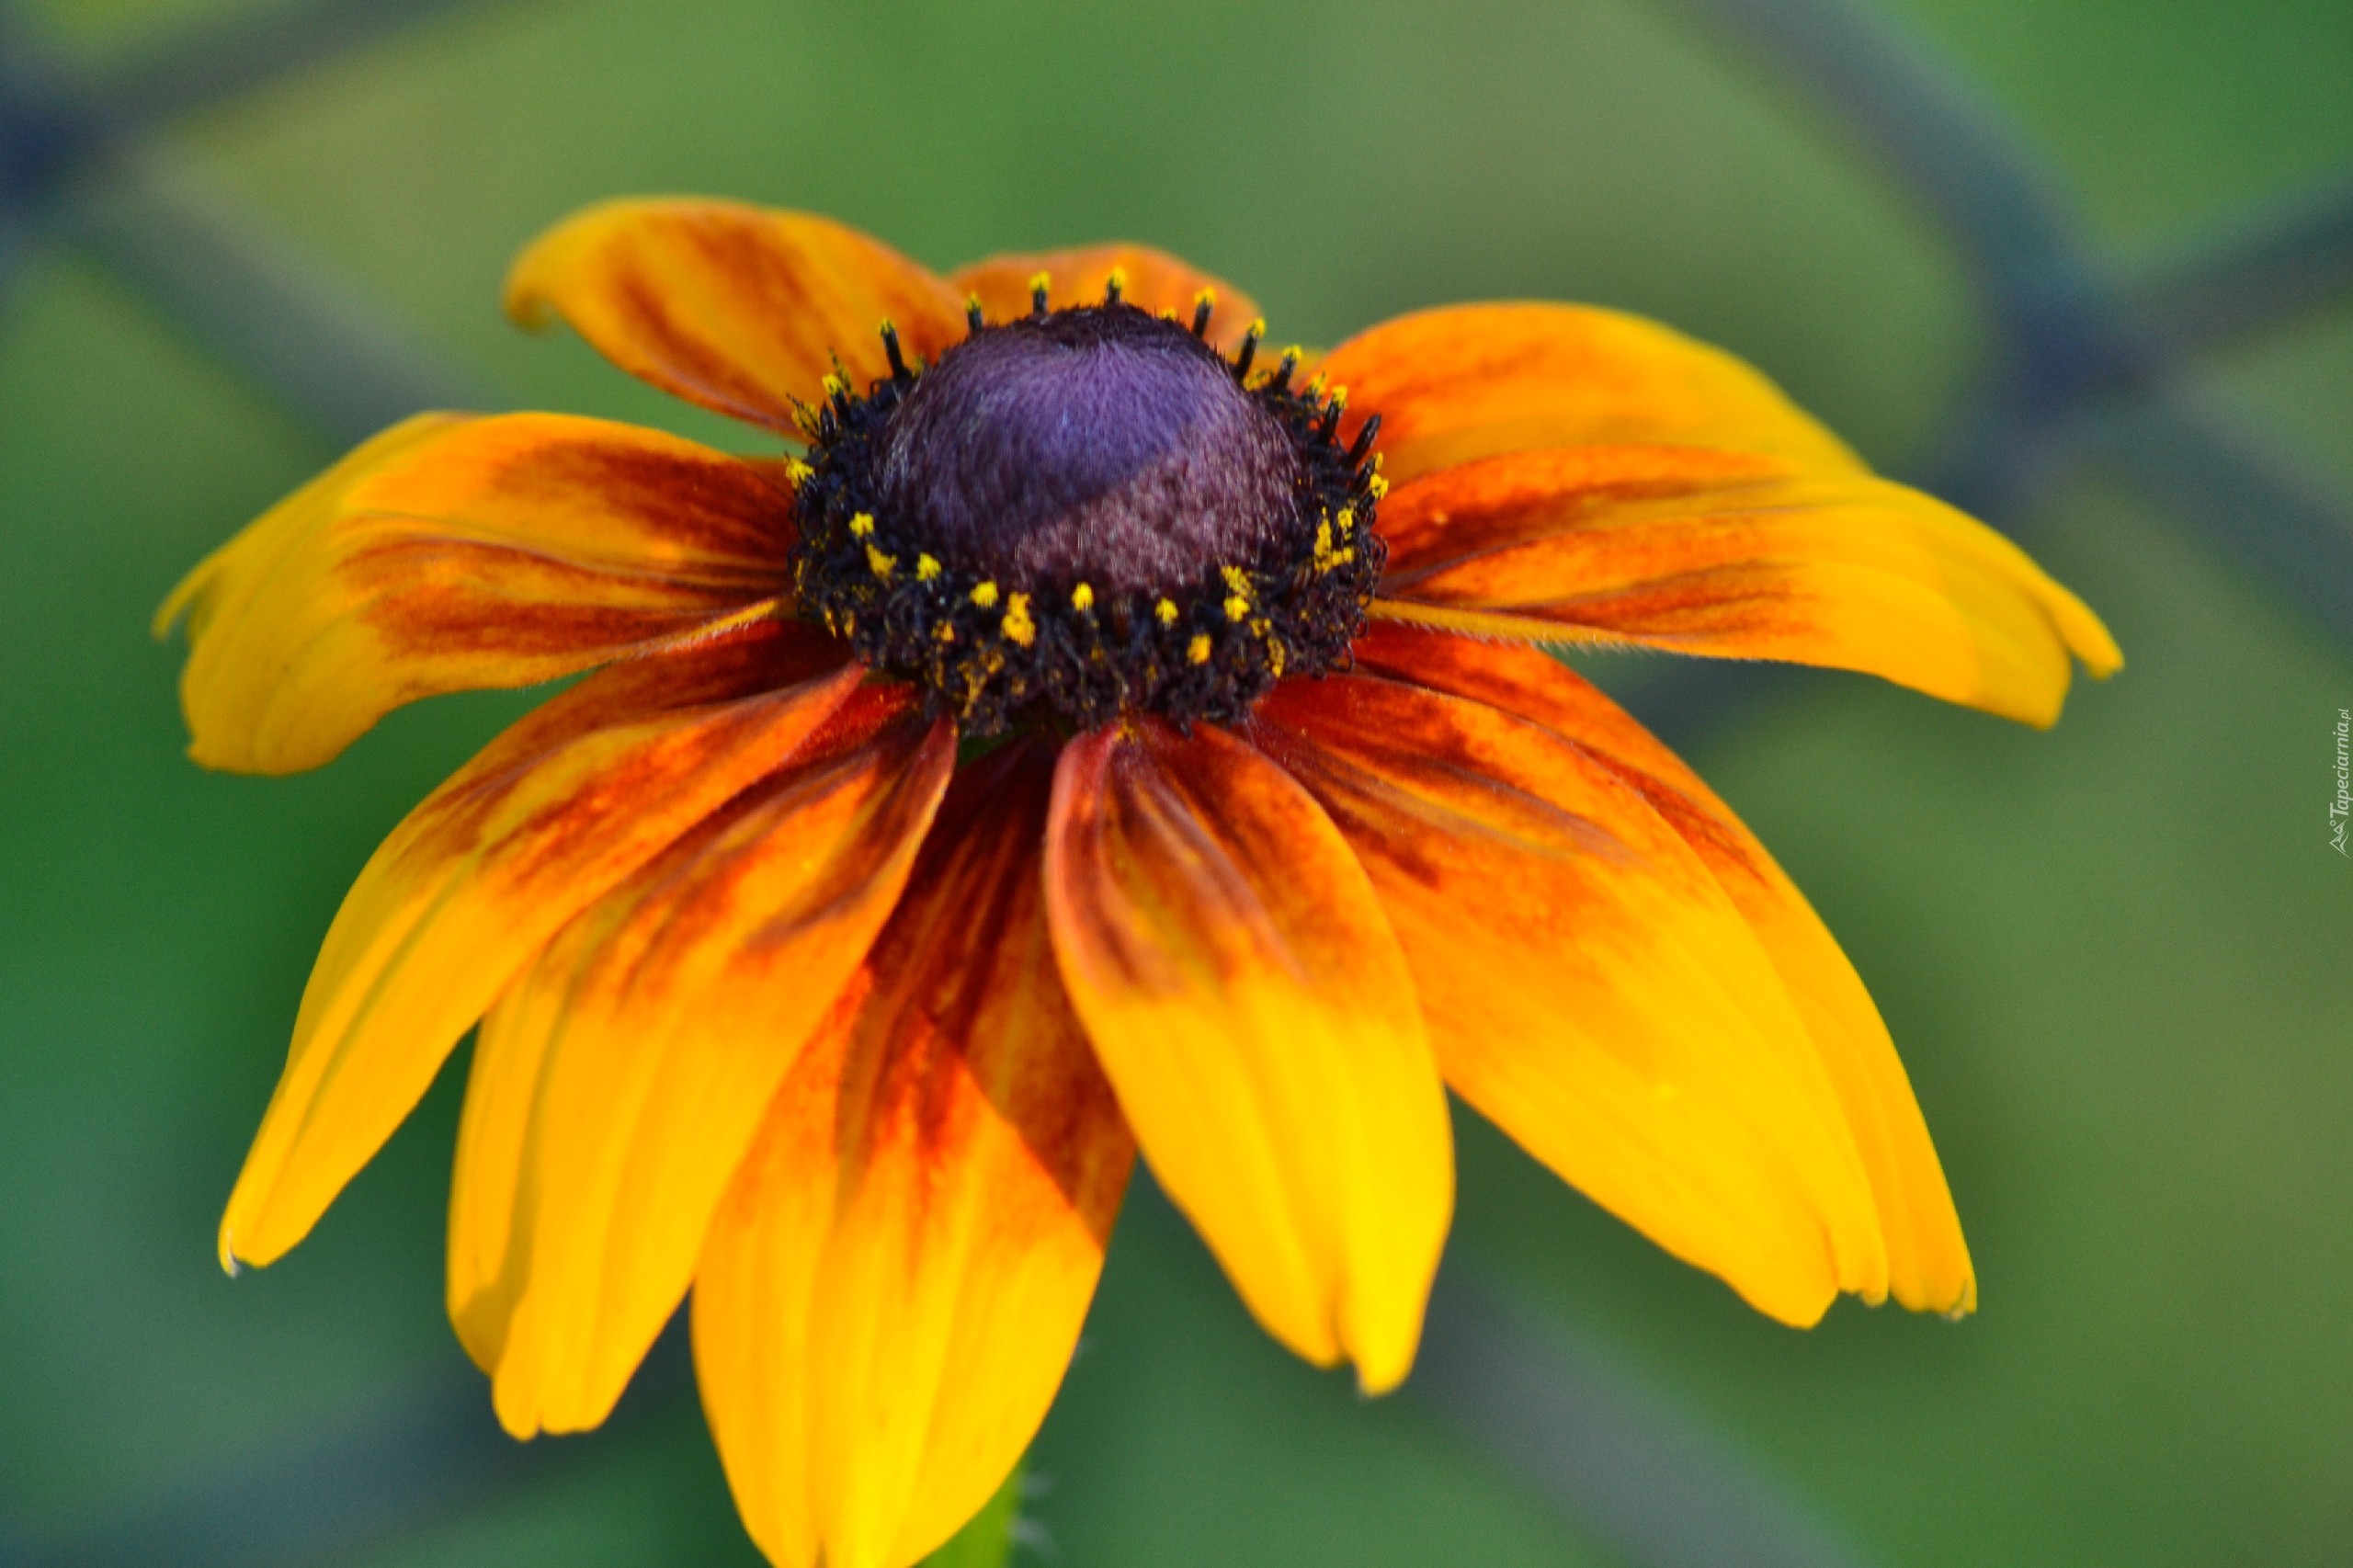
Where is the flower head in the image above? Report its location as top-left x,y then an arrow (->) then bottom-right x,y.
159,199 -> 2120,1568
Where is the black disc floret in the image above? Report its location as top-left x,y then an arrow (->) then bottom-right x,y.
789,277 -> 1386,734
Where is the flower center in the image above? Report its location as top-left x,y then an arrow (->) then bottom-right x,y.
791,286 -> 1384,734
876,310 -> 1297,596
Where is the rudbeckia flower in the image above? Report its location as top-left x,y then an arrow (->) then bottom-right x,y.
160,199 -> 2120,1568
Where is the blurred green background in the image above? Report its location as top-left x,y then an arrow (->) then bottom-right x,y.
2,0 -> 2347,1563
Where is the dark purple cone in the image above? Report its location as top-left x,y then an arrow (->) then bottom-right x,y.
876,308 -> 1297,594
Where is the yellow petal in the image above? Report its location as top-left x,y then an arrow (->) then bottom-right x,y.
156,412 -> 796,774
449,689 -> 955,1436
1321,302 -> 1867,485
694,741 -> 1133,1568
1043,719 -> 1452,1392
506,199 -> 965,430
1352,621 -> 1972,1312
1253,670 -> 1888,1324
218,622 -> 858,1274
1372,444 -> 2120,727
949,243 -> 1263,354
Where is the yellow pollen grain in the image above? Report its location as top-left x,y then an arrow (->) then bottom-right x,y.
866,544 -> 897,579
1267,637 -> 1286,676
1106,266 -> 1128,294
1314,520 -> 1334,555
915,553 -> 942,581
1028,270 -> 1051,300
1154,597 -> 1179,627
1329,384 -> 1349,410
848,512 -> 875,538
1223,595 -> 1250,622
784,458 -> 814,485
1002,593 -> 1037,648
823,373 -> 847,399
1247,316 -> 1267,338
1336,506 -> 1356,530
1159,307 -> 1178,321
1071,582 -> 1096,612
970,581 -> 1000,608
1367,473 -> 1390,499
1193,286 -> 1217,311
1188,632 -> 1212,665
1306,371 -> 1328,397
934,620 -> 956,642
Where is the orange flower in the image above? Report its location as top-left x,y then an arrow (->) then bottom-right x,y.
159,199 -> 2119,1568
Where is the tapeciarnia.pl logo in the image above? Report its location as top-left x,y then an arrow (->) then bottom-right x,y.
2332,708 -> 2349,857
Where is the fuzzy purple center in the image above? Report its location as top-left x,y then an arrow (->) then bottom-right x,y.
875,307 -> 1298,595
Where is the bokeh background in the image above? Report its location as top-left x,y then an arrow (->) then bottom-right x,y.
3,0 -> 2348,1563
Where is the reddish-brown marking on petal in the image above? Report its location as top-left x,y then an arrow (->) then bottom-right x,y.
1343,621 -> 1974,1313
409,618 -> 849,871
1250,671 -> 1889,1324
216,620 -> 863,1276
1375,445 -> 1793,582
160,412 -> 803,774
692,735 -> 1132,1568
452,683 -> 957,1438
493,433 -> 795,554
1321,303 -> 1865,487
1369,444 -> 2120,727
506,200 -> 965,431
850,741 -> 1134,1232
1045,719 -> 1452,1392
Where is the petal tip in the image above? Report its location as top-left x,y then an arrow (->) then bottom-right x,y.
500,247 -> 560,332
153,577 -> 198,640
1352,1342 -> 1418,1398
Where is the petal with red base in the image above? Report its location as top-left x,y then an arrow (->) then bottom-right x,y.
1045,719 -> 1452,1392
506,199 -> 966,431
693,742 -> 1133,1568
218,621 -> 858,1275
449,689 -> 955,1437
1371,445 -> 2120,727
1252,671 -> 1888,1324
1322,302 -> 1865,485
157,412 -> 797,774
1351,622 -> 1976,1312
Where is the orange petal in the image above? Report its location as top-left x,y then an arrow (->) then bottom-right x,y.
1251,671 -> 1887,1325
1321,302 -> 1866,486
506,199 -> 966,430
448,689 -> 955,1437
217,621 -> 858,1275
1354,621 -> 1972,1312
949,243 -> 1263,354
1044,719 -> 1451,1392
693,740 -> 1134,1568
1370,445 -> 2120,727
155,412 -> 797,775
